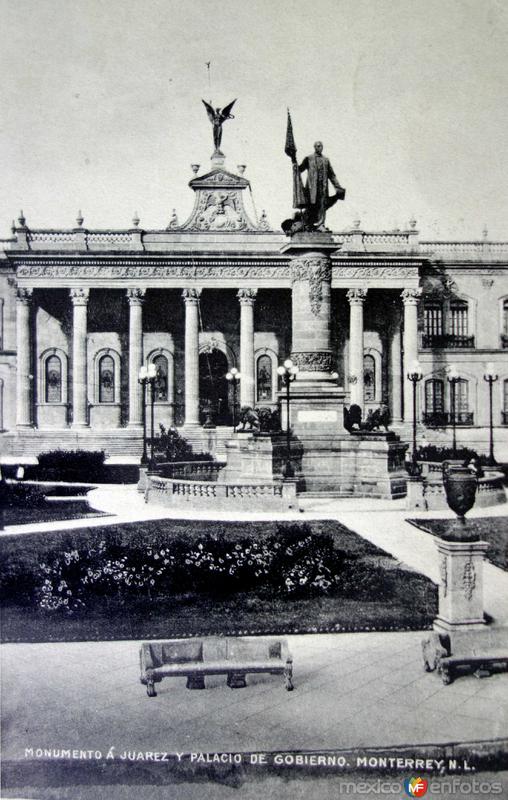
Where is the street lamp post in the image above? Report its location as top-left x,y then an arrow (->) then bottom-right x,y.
225,367 -> 241,431
483,362 -> 498,466
447,364 -> 460,458
138,366 -> 149,466
407,360 -> 423,476
277,358 -> 299,479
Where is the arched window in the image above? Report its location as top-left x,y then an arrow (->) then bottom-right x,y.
99,354 -> 115,403
45,354 -> 62,403
257,354 -> 272,402
424,379 -> 444,425
363,354 -> 375,402
153,354 -> 168,402
425,379 -> 444,413
456,378 -> 469,413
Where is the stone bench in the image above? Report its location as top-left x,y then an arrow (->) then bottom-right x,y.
139,637 -> 294,697
438,651 -> 508,685
422,634 -> 508,684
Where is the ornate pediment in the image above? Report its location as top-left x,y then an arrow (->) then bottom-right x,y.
180,166 -> 260,232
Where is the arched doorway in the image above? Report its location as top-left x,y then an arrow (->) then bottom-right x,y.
199,349 -> 230,425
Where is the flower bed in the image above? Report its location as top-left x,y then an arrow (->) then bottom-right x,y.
0,519 -> 437,641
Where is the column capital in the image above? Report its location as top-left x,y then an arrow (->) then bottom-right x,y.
182,288 -> 202,304
70,287 -> 89,306
346,288 -> 367,305
401,287 -> 422,306
16,287 -> 33,304
237,288 -> 258,306
126,287 -> 146,306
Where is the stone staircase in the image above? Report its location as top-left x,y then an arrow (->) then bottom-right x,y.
2,426 -> 236,462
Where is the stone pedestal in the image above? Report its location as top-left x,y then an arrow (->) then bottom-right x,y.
434,538 -> 489,632
280,233 -> 347,436
218,432 -> 286,484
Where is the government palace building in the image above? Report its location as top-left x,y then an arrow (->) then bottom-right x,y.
0,141 -> 507,463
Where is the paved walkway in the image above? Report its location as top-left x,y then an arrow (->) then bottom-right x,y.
2,484 -> 508,775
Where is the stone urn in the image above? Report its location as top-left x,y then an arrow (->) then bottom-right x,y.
442,463 -> 479,541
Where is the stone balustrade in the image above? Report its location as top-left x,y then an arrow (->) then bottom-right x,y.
145,473 -> 297,511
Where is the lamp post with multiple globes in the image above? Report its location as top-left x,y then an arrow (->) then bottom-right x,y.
277,359 -> 299,478
447,364 -> 460,458
139,364 -> 158,468
407,360 -> 423,475
483,362 -> 498,466
225,367 -> 241,431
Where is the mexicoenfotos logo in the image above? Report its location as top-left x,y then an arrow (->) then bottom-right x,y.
403,777 -> 428,797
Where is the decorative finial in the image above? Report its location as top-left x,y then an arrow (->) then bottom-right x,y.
11,220 -> 16,234
353,218 -> 361,230
409,217 -> 417,229
132,212 -> 140,228
18,210 -> 26,227
76,210 -> 84,227
259,210 -> 270,231
482,224 -> 488,240
168,209 -> 179,230
237,164 -> 246,176
191,164 -> 200,175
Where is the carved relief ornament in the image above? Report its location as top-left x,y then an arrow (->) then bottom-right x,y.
291,351 -> 333,372
463,556 -> 476,602
291,256 -> 331,316
16,263 -> 292,280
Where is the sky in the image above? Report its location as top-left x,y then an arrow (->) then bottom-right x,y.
0,0 -> 507,239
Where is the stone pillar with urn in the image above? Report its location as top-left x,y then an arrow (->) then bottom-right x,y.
16,288 -> 33,428
237,288 -> 257,409
347,288 -> 367,411
70,288 -> 89,428
127,287 -> 146,428
182,288 -> 201,426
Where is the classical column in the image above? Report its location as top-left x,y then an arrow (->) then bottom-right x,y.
70,288 -> 89,428
390,312 -> 403,422
16,288 -> 33,427
347,289 -> 367,409
183,288 -> 201,425
237,288 -> 257,407
290,253 -> 333,375
127,288 -> 146,427
402,288 -> 422,421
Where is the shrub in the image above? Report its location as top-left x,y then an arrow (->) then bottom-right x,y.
2,481 -> 47,509
32,524 -> 363,615
36,450 -> 106,482
155,426 -> 213,463
416,444 -> 486,465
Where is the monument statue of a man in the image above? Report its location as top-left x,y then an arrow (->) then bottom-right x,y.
202,99 -> 236,155
299,141 -> 345,231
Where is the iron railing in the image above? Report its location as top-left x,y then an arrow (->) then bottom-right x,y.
422,411 -> 474,427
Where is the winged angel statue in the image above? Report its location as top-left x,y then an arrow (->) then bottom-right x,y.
202,99 -> 237,155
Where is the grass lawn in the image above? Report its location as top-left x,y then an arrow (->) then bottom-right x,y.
407,516 -> 508,571
3,501 -> 109,526
0,518 -> 437,642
